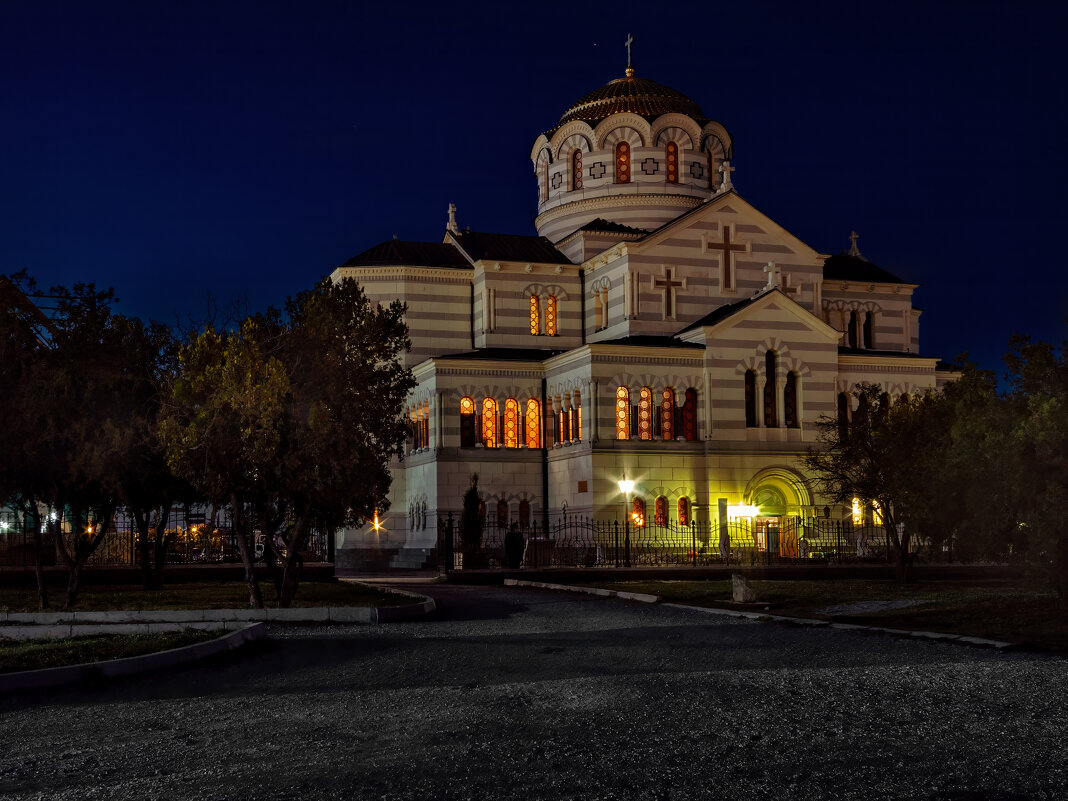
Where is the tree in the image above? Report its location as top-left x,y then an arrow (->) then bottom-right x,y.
163,277 -> 413,607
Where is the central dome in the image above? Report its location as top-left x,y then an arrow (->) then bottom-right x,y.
556,75 -> 708,131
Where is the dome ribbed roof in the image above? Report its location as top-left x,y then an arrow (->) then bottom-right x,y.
555,75 -> 707,130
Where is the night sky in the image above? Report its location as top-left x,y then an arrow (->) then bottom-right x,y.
2,1 -> 1066,375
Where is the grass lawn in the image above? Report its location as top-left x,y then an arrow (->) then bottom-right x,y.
0,579 -> 412,613
576,579 -> 1068,656
0,629 -> 224,674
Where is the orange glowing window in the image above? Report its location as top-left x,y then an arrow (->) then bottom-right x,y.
576,403 -> 582,441
631,497 -> 646,527
655,496 -> 668,526
678,497 -> 690,526
504,398 -> 519,448
638,387 -> 653,440
546,295 -> 557,336
529,295 -> 539,335
525,399 -> 540,448
661,388 -> 675,440
482,397 -> 498,448
460,396 -> 476,447
665,142 -> 678,184
615,141 -> 630,183
571,149 -> 583,191
615,386 -> 630,439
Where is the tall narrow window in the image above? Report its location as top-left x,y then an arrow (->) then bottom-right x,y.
837,392 -> 850,440
571,149 -> 583,191
683,388 -> 698,440
599,287 -> 609,329
661,388 -> 676,440
546,295 -> 558,336
764,351 -> 778,428
504,398 -> 519,448
460,396 -> 476,447
519,499 -> 531,529
665,142 -> 678,184
744,370 -> 757,428
525,399 -> 541,448
655,496 -> 668,526
863,311 -> 874,349
496,500 -> 508,527
615,141 -> 631,183
784,372 -> 798,428
576,403 -> 582,441
638,387 -> 653,440
557,398 -> 566,444
482,398 -> 498,448
529,295 -> 540,335
541,159 -> 549,201
593,289 -> 602,330
848,310 -> 859,348
615,386 -> 630,440
631,498 -> 646,527
677,497 -> 690,526
855,393 -> 869,430
423,399 -> 430,448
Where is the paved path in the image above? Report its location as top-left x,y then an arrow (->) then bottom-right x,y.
1,583 -> 1066,800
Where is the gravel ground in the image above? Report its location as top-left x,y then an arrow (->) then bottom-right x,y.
1,583 -> 1066,800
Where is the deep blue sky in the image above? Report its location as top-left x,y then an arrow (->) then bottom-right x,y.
2,1 -> 1065,374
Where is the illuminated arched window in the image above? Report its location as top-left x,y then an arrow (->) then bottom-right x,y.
571,149 -> 583,191
678,497 -> 690,526
482,397 -> 498,448
683,388 -> 697,441
504,398 -> 519,448
764,351 -> 778,428
460,396 -> 476,447
615,386 -> 630,440
638,387 -> 653,440
661,388 -> 676,440
546,295 -> 558,336
525,399 -> 540,448
423,399 -> 430,448
665,142 -> 678,184
631,497 -> 646,527
654,496 -> 668,526
529,295 -> 540,335
615,141 -> 630,183
744,370 -> 757,428
784,372 -> 799,428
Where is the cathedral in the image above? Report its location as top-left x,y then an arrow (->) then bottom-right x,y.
330,52 -> 952,571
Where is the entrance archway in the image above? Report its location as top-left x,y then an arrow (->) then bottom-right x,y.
743,468 -> 813,558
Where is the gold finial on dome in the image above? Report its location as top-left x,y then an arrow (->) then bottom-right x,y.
625,33 -> 635,78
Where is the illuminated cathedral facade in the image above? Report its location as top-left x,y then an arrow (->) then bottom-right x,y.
330,58 -> 951,570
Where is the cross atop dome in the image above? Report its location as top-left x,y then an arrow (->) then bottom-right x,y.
625,33 -> 635,78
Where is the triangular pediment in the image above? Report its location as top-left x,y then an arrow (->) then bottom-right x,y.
677,288 -> 841,345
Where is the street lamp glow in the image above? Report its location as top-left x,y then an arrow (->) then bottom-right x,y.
727,504 -> 760,520
618,474 -> 634,495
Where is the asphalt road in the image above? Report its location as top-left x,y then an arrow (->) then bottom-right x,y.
1,583 -> 1066,800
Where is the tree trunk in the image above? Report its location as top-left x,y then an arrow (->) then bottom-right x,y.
276,518 -> 309,608
149,503 -> 173,590
134,508 -> 158,590
231,494 -> 263,609
29,506 -> 49,611
64,563 -> 82,611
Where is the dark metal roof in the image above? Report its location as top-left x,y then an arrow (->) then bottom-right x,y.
823,253 -> 907,284
451,231 -> 572,265
338,240 -> 469,269
578,218 -> 648,235
677,294 -> 761,334
436,347 -> 564,362
594,335 -> 703,349
551,75 -> 708,135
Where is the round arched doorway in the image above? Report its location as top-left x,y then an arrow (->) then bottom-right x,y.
744,468 -> 813,558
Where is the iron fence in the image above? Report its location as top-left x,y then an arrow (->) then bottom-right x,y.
436,512 -> 935,570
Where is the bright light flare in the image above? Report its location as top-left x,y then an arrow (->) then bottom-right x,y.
727,504 -> 760,520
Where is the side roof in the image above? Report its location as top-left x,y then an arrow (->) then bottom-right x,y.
338,240 -> 470,269
823,253 -> 908,284
449,230 -> 573,264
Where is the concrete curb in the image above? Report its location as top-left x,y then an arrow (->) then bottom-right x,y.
0,622 -> 267,694
359,584 -> 437,623
505,579 -> 1016,651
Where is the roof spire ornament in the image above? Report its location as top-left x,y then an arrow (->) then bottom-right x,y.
625,33 -> 634,78
447,203 -> 459,235
848,230 -> 862,258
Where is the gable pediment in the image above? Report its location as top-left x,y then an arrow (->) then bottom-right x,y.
678,288 -> 841,346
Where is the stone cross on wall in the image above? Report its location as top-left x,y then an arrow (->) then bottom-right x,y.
653,266 -> 685,319
447,203 -> 459,235
763,261 -> 782,290
718,160 -> 735,191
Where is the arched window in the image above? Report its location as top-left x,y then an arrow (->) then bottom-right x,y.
744,370 -> 757,428
571,149 -> 583,191
482,397 -> 498,448
525,399 -> 540,448
707,149 -> 714,190
519,499 -> 531,529
848,310 -> 859,348
638,387 -> 653,440
615,386 -> 630,440
661,388 -> 676,440
546,295 -> 558,336
764,351 -> 778,428
665,141 -> 678,184
529,295 -> 540,335
593,289 -> 603,330
863,311 -> 875,349
556,396 -> 566,444
683,388 -> 698,440
422,399 -> 430,449
837,392 -> 850,440
784,372 -> 799,428
678,497 -> 690,526
542,160 -> 549,201
631,497 -> 646,527
460,396 -> 476,447
654,496 -> 668,526
496,499 -> 508,527
504,398 -> 519,448
855,393 -> 869,430
615,141 -> 631,183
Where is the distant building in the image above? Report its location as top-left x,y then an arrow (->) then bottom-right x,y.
330,57 -> 951,570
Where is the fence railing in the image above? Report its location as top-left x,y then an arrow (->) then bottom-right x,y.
436,512 -> 934,570
0,506 -> 331,567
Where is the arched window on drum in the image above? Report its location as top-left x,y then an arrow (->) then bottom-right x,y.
615,386 -> 630,440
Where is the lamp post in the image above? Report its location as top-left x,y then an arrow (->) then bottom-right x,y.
618,472 -> 634,568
